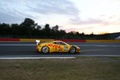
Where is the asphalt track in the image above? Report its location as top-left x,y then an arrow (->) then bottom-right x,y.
0,42 -> 120,58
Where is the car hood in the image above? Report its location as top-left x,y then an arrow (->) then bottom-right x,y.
72,45 -> 80,49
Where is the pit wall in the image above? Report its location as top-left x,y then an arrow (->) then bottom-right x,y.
0,38 -> 120,42
0,38 -> 20,42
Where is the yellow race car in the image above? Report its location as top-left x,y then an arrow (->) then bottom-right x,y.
36,40 -> 80,53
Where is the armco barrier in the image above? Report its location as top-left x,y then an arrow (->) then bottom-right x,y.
55,39 -> 86,42
20,39 -> 54,42
0,38 -> 20,41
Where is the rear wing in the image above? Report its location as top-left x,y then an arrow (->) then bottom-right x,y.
36,40 -> 40,45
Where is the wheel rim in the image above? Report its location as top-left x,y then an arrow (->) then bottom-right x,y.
42,47 -> 49,53
70,47 -> 75,53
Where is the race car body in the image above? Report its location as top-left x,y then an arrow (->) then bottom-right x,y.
36,40 -> 80,53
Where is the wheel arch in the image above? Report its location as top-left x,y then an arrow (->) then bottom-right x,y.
41,46 -> 50,53
69,46 -> 76,53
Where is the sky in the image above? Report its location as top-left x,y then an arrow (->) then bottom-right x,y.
0,0 -> 120,34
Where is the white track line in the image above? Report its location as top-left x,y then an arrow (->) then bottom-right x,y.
79,55 -> 120,57
0,57 -> 75,59
0,55 -> 120,59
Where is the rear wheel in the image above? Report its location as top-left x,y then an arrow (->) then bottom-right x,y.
69,46 -> 76,53
42,46 -> 49,53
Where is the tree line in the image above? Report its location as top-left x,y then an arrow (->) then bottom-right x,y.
0,18 -> 111,39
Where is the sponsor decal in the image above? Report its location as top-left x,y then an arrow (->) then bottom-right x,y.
48,44 -> 61,49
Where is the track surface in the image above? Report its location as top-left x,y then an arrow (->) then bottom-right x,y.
0,42 -> 120,57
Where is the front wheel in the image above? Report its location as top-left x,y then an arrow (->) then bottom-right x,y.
69,46 -> 76,53
42,46 -> 49,53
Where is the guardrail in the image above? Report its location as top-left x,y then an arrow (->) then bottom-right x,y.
20,39 -> 54,42
54,39 -> 86,42
0,38 -> 120,42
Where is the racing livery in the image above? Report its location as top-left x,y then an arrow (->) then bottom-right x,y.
36,40 -> 80,53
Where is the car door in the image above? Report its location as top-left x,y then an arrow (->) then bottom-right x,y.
55,42 -> 69,52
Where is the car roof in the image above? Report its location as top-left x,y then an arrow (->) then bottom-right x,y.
53,40 -> 64,42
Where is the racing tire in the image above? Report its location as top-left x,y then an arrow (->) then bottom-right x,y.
69,46 -> 76,53
42,46 -> 49,53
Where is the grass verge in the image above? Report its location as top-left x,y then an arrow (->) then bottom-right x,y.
0,57 -> 120,80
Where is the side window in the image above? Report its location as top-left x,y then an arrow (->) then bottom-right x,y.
61,42 -> 66,45
54,42 -> 57,44
54,42 -> 59,44
54,42 -> 66,45
58,42 -> 66,45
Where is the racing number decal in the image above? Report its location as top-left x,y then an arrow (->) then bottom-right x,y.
63,45 -> 68,51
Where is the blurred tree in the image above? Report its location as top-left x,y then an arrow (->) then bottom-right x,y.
19,18 -> 35,37
42,24 -> 51,38
11,24 -> 20,37
0,23 -> 11,35
0,18 -> 112,39
59,29 -> 66,39
75,32 -> 80,39
52,25 -> 58,31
